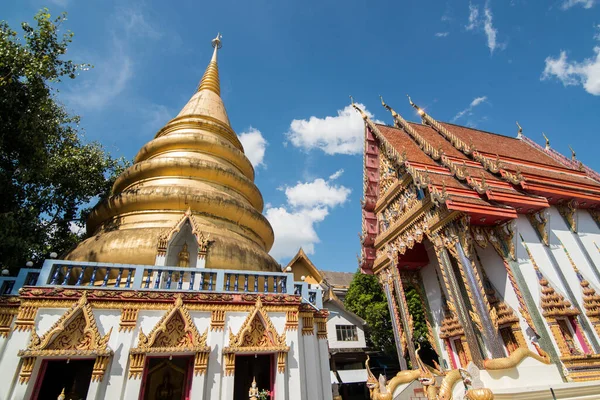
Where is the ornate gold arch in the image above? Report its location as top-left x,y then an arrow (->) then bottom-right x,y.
128,294 -> 210,378
17,292 -> 113,384
156,208 -> 213,258
223,297 -> 289,375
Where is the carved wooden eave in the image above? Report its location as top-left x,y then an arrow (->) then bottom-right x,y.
128,295 -> 210,378
156,208 -> 214,257
223,297 -> 289,375
17,292 -> 113,384
589,209 -> 600,229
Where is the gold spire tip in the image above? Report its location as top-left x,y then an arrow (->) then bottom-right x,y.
407,94 -> 416,107
379,95 -> 386,107
212,32 -> 223,49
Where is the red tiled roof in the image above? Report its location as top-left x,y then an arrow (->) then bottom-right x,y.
439,122 -> 569,169
376,124 -> 437,166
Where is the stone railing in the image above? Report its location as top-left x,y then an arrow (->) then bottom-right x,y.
0,260 -> 323,308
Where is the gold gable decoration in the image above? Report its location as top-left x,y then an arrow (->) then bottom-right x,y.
17,292 -> 113,384
224,297 -> 289,375
156,208 -> 214,258
128,295 -> 210,379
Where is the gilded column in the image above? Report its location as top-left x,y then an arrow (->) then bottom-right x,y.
432,234 -> 485,367
379,269 -> 408,370
445,224 -> 506,359
390,266 -> 418,368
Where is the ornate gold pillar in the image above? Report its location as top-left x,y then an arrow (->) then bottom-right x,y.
389,266 -> 418,368
432,234 -> 485,367
379,269 -> 408,370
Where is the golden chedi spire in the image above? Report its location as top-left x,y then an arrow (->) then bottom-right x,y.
65,34 -> 279,271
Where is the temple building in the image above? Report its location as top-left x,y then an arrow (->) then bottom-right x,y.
0,35 -> 332,400
355,96 -> 600,399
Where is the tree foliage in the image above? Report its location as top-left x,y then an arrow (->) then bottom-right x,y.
344,271 -> 397,357
0,10 -> 127,270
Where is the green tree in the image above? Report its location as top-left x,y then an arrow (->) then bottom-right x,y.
0,10 -> 126,270
344,271 -> 397,357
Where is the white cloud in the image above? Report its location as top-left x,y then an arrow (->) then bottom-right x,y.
266,172 -> 351,261
329,169 -> 344,180
452,96 -> 488,122
238,128 -> 268,169
466,3 -> 480,30
69,221 -> 85,236
595,24 -> 600,40
542,48 -> 600,95
561,0 -> 596,9
286,103 -> 375,155
483,6 -> 498,53
63,39 -> 133,109
266,206 -> 328,260
283,177 -> 351,209
63,7 -> 162,110
466,2 -> 502,54
435,32 -> 450,37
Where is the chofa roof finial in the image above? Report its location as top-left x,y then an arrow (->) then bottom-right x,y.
516,121 -> 523,138
542,132 -> 550,149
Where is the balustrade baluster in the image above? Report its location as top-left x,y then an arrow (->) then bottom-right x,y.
75,266 -> 86,286
225,273 -> 231,291
281,276 -> 287,293
273,276 -> 277,293
166,270 -> 173,289
154,270 -> 162,289
234,274 -> 239,291
244,275 -> 249,292
125,269 -> 133,288
102,268 -> 111,287
254,275 -> 258,292
178,271 -> 184,290
89,267 -> 98,286
189,271 -> 195,290
62,265 -> 73,285
50,265 -> 61,285
115,268 -> 124,287
199,272 -> 205,291
208,273 -> 214,291
145,269 -> 151,288
264,276 -> 268,293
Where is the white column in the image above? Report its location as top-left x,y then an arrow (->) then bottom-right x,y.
285,328 -> 303,400
9,356 -> 42,400
274,356 -> 286,400
2,329 -> 32,400
85,376 -> 102,400
301,333 -> 320,399
100,328 -> 136,399
189,371 -> 207,399
317,338 -> 332,400
221,372 -> 235,400
206,330 -> 225,399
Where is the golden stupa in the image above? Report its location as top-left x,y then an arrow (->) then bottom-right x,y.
66,34 -> 279,272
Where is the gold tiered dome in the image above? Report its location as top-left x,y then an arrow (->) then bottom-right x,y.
66,34 -> 279,271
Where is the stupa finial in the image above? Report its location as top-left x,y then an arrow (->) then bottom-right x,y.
197,33 -> 223,94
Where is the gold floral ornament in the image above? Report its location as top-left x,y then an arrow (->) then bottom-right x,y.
224,297 -> 289,375
17,292 -> 113,384
128,294 -> 210,379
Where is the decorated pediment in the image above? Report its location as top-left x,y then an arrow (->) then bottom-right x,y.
226,297 -> 287,352
223,297 -> 289,375
157,208 -> 213,257
129,295 -> 209,378
17,292 -> 112,384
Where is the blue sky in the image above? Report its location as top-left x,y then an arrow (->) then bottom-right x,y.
4,0 -> 600,272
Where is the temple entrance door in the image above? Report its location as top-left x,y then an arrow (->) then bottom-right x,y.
140,356 -> 193,400
233,354 -> 273,400
32,358 -> 95,400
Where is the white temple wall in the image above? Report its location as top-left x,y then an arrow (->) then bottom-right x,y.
476,244 -> 536,349
0,306 -> 312,400
579,211 -> 600,270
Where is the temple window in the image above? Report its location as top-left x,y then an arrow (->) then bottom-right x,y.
557,318 -> 585,356
450,337 -> 468,368
336,325 -> 358,341
499,325 -> 519,355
